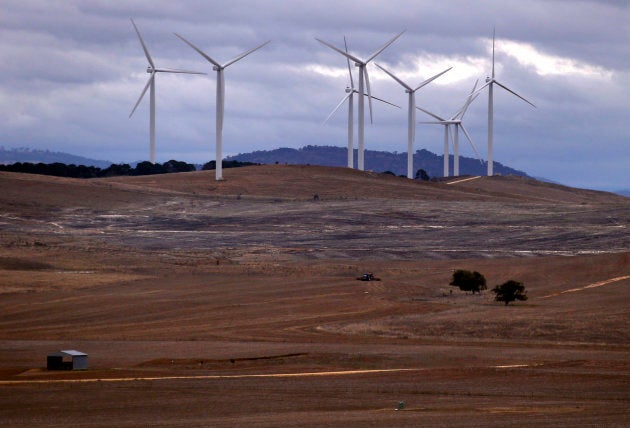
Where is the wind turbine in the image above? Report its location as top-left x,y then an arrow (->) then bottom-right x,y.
174,33 -> 270,181
375,63 -> 452,179
316,30 -> 405,171
323,37 -> 400,169
479,29 -> 536,176
129,18 -> 205,164
417,80 -> 482,177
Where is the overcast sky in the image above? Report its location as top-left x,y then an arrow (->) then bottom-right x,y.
1,0 -> 628,190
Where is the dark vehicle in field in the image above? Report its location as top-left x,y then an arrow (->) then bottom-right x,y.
357,272 -> 380,281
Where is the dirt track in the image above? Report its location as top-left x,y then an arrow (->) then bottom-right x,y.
0,167 -> 628,426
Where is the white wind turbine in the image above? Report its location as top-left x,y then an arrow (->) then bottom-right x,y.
316,31 -> 405,171
417,80 -> 482,177
479,29 -> 536,176
323,37 -> 400,169
375,63 -> 452,179
175,33 -> 270,181
129,18 -> 205,164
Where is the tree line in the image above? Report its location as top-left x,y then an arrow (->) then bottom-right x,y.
0,160 -> 258,179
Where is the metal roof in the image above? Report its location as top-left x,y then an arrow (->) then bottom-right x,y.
50,350 -> 87,357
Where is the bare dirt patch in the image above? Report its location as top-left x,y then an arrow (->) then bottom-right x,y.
0,167 -> 628,426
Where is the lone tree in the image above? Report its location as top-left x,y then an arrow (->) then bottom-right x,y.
450,270 -> 487,294
492,280 -> 528,305
415,168 -> 430,181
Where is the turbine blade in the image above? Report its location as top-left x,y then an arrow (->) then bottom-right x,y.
470,78 -> 480,94
344,36 -> 355,89
364,67 -> 374,124
413,66 -> 452,92
223,40 -> 270,68
130,18 -> 155,69
457,79 -> 480,119
368,92 -> 400,108
460,124 -> 483,162
315,38 -> 363,64
153,67 -> 206,75
452,94 -> 479,120
323,92 -> 352,124
416,105 -> 445,122
460,80 -> 491,112
494,80 -> 536,107
129,73 -> 154,118
375,63 -> 412,91
366,30 -> 406,63
492,28 -> 496,79
474,80 -> 492,95
174,33 -> 221,68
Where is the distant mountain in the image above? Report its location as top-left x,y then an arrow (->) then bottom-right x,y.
226,145 -> 528,178
614,189 -> 630,197
0,147 -> 113,168
1,145 -> 530,179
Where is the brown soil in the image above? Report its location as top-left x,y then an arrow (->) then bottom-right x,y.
0,167 -> 628,426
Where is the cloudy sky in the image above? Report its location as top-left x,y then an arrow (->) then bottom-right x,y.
1,0 -> 628,190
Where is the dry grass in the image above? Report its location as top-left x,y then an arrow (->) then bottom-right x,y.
0,167 -> 628,426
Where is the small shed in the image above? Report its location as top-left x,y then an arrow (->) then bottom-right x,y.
47,350 -> 88,370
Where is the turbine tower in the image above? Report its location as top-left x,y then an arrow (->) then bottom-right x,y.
480,29 -> 536,176
175,33 -> 270,181
417,80 -> 482,177
316,31 -> 405,171
323,37 -> 400,169
129,18 -> 204,164
375,63 -> 452,178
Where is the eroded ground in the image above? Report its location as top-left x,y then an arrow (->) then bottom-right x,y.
0,168 -> 628,426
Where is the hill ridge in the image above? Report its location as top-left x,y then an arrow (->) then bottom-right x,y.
226,145 -> 528,178
2,164 -> 626,208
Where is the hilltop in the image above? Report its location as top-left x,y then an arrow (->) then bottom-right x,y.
1,165 -> 627,261
226,145 -> 528,178
1,164 -> 625,210
0,147 -> 112,168
109,164 -> 623,204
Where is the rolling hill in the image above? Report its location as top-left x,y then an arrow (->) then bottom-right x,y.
226,145 -> 527,178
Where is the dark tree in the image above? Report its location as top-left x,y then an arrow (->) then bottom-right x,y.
492,280 -> 528,305
163,159 -> 196,173
201,160 -> 216,171
450,269 -> 487,294
101,163 -> 133,177
415,168 -> 430,181
134,161 -> 166,175
202,160 -> 258,171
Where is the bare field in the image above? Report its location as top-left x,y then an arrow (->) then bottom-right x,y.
0,167 -> 629,426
